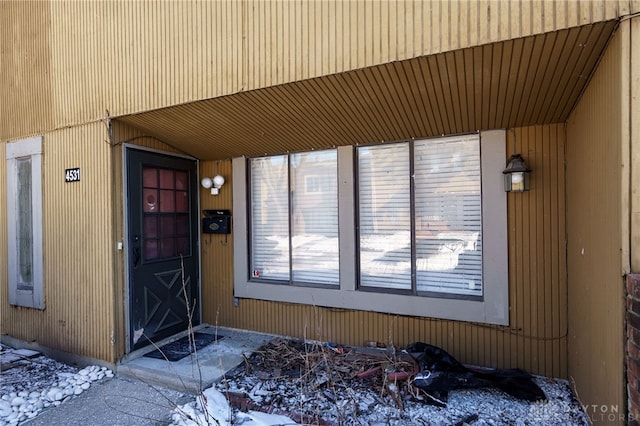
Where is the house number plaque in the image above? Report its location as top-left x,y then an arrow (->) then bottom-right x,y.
65,168 -> 81,183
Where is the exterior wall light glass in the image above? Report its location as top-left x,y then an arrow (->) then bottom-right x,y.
201,174 -> 225,195
502,154 -> 530,192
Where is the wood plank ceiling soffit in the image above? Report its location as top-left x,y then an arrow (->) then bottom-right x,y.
117,21 -> 617,161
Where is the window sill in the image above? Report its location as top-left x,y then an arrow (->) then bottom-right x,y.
234,280 -> 508,325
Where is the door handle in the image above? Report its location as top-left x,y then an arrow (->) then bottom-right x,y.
132,235 -> 141,268
133,247 -> 141,268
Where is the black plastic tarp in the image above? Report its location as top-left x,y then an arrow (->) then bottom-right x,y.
406,342 -> 546,406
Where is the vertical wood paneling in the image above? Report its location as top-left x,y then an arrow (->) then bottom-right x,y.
199,123 -> 567,378
1,123 -> 116,362
567,26 -> 625,413
0,1 -> 53,140
2,1 -> 636,143
0,0 -> 633,382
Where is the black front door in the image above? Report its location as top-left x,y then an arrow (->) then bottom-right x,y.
126,148 -> 200,351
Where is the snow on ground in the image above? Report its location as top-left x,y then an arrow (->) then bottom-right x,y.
0,344 -> 112,425
1,338 -> 591,426
170,339 -> 590,426
171,387 -> 297,426
170,377 -> 589,426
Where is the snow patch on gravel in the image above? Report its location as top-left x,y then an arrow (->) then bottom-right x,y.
168,367 -> 589,425
0,344 -> 112,425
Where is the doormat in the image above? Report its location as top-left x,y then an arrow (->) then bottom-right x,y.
144,332 -> 222,362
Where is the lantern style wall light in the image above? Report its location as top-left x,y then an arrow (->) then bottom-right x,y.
503,131 -> 531,192
201,174 -> 225,195
503,154 -> 531,192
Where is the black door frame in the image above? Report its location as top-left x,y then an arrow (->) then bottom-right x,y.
123,145 -> 201,354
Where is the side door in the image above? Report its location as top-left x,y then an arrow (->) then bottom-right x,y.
125,148 -> 200,351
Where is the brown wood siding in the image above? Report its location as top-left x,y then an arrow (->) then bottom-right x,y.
2,1 -> 637,143
566,26 -> 625,414
0,123 -> 117,362
0,1 -> 54,140
200,123 -> 567,378
117,21 -> 616,162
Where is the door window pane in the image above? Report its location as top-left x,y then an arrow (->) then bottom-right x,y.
175,171 -> 188,190
160,238 -> 176,257
143,216 -> 159,238
160,216 -> 176,237
290,151 -> 339,285
176,191 -> 189,212
159,169 -> 175,189
176,214 -> 189,235
358,144 -> 412,290
142,166 -> 191,260
144,240 -> 159,259
143,168 -> 157,188
177,237 -> 189,255
159,190 -> 175,212
143,189 -> 158,212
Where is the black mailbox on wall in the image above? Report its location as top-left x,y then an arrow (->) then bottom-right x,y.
202,209 -> 231,234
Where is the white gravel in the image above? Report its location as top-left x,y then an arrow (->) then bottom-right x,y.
1,340 -> 590,426
169,376 -> 589,426
0,344 -> 113,425
169,340 -> 590,426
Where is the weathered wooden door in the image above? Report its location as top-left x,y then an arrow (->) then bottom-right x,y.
125,148 -> 200,351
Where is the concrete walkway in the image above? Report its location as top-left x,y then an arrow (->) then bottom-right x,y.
23,326 -> 276,426
117,326 -> 274,394
23,375 -> 190,426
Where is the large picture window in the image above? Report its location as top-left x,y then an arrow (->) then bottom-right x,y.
358,136 -> 482,297
6,136 -> 44,309
234,131 -> 508,325
249,150 -> 339,286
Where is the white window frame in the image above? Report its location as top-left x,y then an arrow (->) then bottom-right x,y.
234,130 -> 508,325
6,136 -> 44,309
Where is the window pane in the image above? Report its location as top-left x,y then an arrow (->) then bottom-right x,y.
176,237 -> 189,256
17,158 -> 33,289
175,171 -> 188,190
160,238 -> 176,257
290,150 -> 339,285
176,191 -> 189,212
414,136 -> 482,296
176,214 -> 189,236
142,167 -> 158,188
160,215 -> 176,237
358,144 -> 411,290
143,216 -> 159,238
159,190 -> 175,212
143,189 -> 158,212
144,239 -> 159,259
159,169 -> 175,189
250,156 -> 290,281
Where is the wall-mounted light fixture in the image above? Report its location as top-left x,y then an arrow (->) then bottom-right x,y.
503,131 -> 531,192
201,174 -> 225,195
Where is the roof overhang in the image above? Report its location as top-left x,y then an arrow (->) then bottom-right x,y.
117,21 -> 617,161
